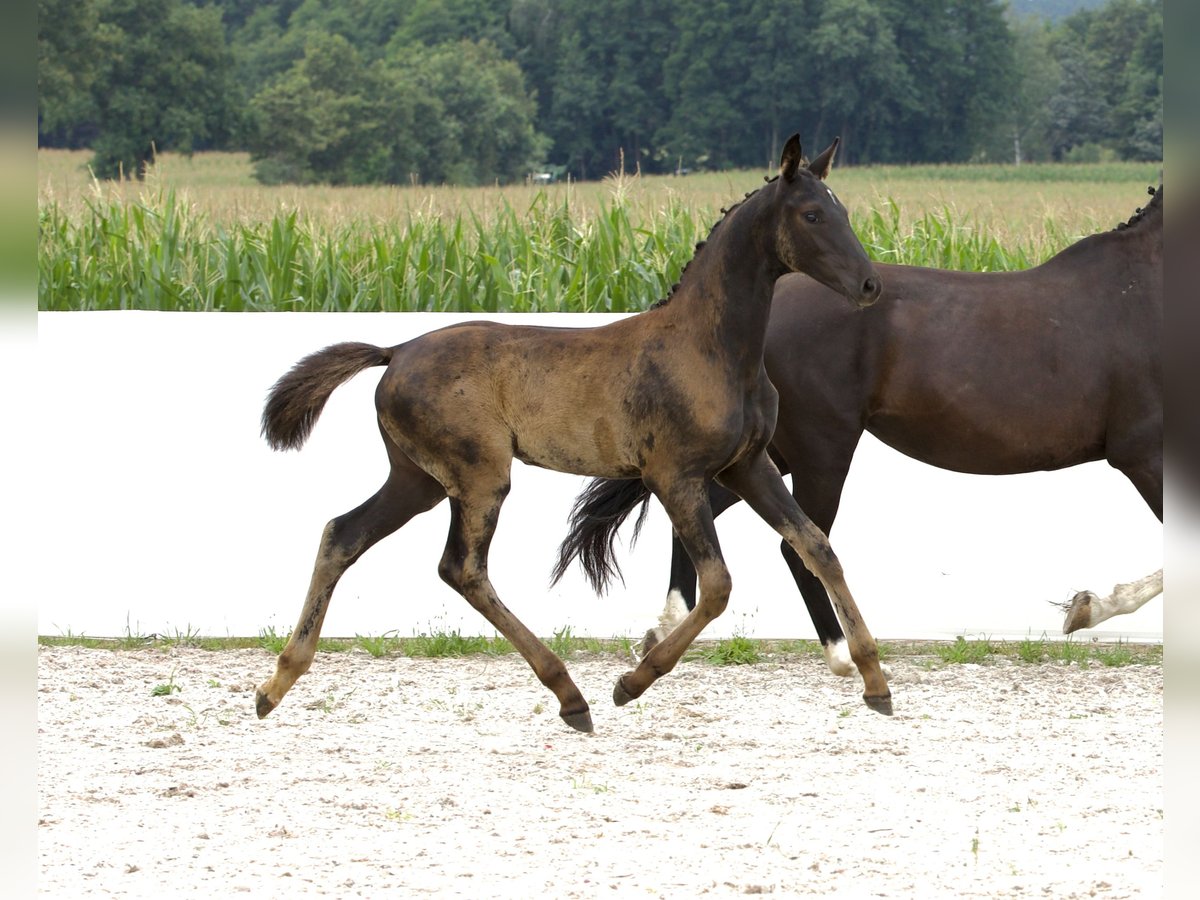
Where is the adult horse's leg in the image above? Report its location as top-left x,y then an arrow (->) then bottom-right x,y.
438,474 -> 593,733
256,444 -> 446,718
1062,569 -> 1164,634
717,451 -> 892,714
1062,441 -> 1163,633
644,484 -> 742,656
614,478 -> 735,705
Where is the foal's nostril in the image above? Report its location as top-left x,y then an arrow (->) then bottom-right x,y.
863,277 -> 880,298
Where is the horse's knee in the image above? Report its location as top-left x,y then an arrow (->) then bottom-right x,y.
796,522 -> 842,578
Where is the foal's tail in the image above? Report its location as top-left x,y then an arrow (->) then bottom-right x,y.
261,342 -> 392,451
551,477 -> 653,595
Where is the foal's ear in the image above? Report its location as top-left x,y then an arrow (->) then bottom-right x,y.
780,134 -> 804,182
807,137 -> 840,181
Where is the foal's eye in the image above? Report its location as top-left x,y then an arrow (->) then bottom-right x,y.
804,212 -> 820,224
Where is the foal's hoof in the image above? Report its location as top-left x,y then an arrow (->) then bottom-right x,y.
561,707 -> 594,734
863,692 -> 894,717
255,690 -> 277,720
613,674 -> 637,707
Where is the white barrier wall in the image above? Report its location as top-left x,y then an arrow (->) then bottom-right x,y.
35,312 -> 1163,642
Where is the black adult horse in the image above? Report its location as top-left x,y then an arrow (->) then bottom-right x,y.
557,186 -> 1162,672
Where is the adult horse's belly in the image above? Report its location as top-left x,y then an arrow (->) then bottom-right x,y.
867,395 -> 1107,475
865,291 -> 1109,475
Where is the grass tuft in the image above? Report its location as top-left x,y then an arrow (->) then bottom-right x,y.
698,634 -> 761,666
355,631 -> 401,659
936,635 -> 998,665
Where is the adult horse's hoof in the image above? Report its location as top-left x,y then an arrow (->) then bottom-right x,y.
255,690 -> 277,720
613,674 -> 636,707
822,639 -> 856,678
561,708 -> 594,733
863,692 -> 893,716
1062,590 -> 1096,634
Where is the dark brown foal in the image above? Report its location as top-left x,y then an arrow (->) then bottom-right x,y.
256,135 -> 889,733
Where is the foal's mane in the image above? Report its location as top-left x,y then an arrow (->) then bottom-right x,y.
648,172 -> 786,311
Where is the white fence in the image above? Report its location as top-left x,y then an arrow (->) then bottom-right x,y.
35,312 -> 1162,642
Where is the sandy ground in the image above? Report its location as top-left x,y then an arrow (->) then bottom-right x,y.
37,645 -> 1162,898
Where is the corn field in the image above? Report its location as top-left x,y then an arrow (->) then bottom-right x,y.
37,150 -> 1161,312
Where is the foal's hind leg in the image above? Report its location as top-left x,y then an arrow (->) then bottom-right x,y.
438,479 -> 593,733
256,448 -> 446,719
718,451 -> 892,714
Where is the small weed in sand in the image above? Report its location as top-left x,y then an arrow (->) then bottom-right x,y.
700,634 -> 761,666
161,624 -> 203,648
405,629 -> 511,657
118,616 -> 150,649
1017,634 -> 1048,663
937,635 -> 997,665
151,668 -> 180,697
355,631 -> 400,658
571,773 -> 610,794
548,626 -> 576,657
258,626 -> 290,654
1050,637 -> 1092,667
1093,640 -> 1135,667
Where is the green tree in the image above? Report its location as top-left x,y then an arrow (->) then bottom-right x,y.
390,40 -> 549,184
249,35 -> 546,185
657,1 -> 760,171
748,0 -> 824,168
1002,14 -> 1061,163
534,0 -> 674,178
1046,41 -> 1109,158
86,0 -> 240,178
37,0 -> 103,143
1043,0 -> 1160,160
1110,0 -> 1162,160
880,0 -> 1014,163
248,34 -> 379,184
808,0 -> 913,163
544,29 -> 607,180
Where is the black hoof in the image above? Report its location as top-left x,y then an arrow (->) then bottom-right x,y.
561,708 -> 594,733
255,690 -> 276,720
863,692 -> 893,717
613,674 -> 636,706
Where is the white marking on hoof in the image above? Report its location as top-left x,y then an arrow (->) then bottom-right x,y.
823,639 -> 855,677
636,590 -> 691,661
661,589 -> 689,629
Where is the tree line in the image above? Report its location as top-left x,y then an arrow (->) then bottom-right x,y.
38,0 -> 1162,184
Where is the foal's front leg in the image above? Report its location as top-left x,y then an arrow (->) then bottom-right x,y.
718,452 -> 893,715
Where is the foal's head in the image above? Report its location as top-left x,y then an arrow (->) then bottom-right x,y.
770,135 -> 881,308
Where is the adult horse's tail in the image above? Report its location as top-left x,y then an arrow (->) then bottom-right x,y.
551,477 -> 654,594
261,342 -> 392,451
